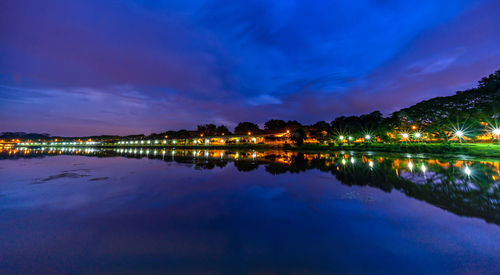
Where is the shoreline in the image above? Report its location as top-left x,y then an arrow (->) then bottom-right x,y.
15,142 -> 500,159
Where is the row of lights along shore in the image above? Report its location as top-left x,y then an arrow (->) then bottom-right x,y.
14,127 -> 500,147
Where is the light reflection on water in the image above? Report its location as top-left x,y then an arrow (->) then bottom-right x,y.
1,147 -> 500,274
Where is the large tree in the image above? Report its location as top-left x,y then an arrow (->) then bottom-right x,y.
234,122 -> 260,135
264,119 -> 287,131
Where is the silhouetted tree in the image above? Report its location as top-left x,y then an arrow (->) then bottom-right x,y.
234,122 -> 260,135
292,127 -> 306,146
264,119 -> 287,131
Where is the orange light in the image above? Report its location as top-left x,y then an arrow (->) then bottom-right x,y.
248,132 -> 251,135
221,133 -> 225,136
411,125 -> 417,130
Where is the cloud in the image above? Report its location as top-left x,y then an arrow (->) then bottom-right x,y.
0,0 -> 498,135
248,94 -> 282,106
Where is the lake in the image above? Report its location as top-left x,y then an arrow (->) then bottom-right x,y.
1,147 -> 499,274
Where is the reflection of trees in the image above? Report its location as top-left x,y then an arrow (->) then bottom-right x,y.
4,148 -> 500,225
234,161 -> 259,172
265,162 -> 289,175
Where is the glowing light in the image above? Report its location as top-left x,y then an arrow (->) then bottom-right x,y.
369,161 -> 373,168
220,139 -> 224,143
421,164 -> 427,173
339,135 -> 344,140
464,166 -> 471,176
251,138 -> 256,143
248,132 -> 251,136
455,130 -> 463,137
348,136 -> 353,141
415,132 -> 422,138
493,128 -> 500,137
350,157 -> 355,164
341,159 -> 346,165
408,161 -> 413,171
401,133 -> 409,139
365,135 -> 371,140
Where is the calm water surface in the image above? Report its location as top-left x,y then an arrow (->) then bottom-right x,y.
1,147 -> 499,274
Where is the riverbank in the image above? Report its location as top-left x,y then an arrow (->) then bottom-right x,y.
16,142 -> 500,158
293,143 -> 500,158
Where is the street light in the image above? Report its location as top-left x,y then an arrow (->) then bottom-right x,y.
415,132 -> 422,138
401,133 -> 409,139
464,166 -> 471,176
455,130 -> 464,137
339,135 -> 344,140
493,128 -> 500,137
365,135 -> 371,140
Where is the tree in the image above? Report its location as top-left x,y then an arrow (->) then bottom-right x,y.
197,124 -> 217,136
264,119 -> 287,131
234,122 -> 260,135
312,121 -> 331,131
286,120 -> 302,128
291,127 -> 306,146
216,125 -> 231,135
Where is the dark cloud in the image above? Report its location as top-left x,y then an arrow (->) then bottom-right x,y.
0,0 -> 498,135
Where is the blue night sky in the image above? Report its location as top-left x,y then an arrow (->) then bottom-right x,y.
1,0 -> 499,136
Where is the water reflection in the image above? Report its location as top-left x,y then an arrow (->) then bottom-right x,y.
3,147 -> 500,225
